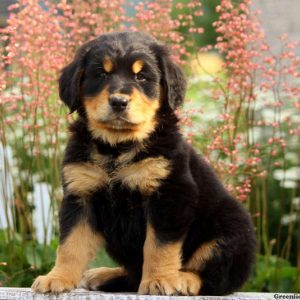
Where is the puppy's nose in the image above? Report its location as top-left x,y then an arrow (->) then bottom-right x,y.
109,95 -> 128,112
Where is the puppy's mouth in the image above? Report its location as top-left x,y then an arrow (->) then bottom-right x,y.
100,115 -> 138,131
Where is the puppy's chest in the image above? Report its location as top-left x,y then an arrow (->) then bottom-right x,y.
107,154 -> 171,195
63,150 -> 171,197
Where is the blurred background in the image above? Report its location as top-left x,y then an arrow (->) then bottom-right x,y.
0,0 -> 299,292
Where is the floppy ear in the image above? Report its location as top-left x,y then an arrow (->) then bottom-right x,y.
59,41 -> 94,112
59,59 -> 84,113
155,45 -> 187,110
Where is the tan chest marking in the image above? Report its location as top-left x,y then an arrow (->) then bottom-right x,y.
63,163 -> 109,196
63,152 -> 170,196
113,156 -> 171,195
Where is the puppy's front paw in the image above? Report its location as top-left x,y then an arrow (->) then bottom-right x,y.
31,274 -> 75,293
138,271 -> 201,296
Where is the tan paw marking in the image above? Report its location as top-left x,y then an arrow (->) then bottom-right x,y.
31,274 -> 76,293
138,271 -> 201,296
80,267 -> 126,291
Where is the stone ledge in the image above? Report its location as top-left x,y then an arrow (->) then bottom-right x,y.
0,289 -> 283,300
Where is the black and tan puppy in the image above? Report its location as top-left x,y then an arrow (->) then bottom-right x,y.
31,31 -> 256,295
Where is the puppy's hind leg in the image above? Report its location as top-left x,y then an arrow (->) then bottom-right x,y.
81,267 -> 134,292
97,275 -> 136,292
182,240 -> 221,295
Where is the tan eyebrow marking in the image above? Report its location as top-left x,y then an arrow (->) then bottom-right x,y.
103,56 -> 114,73
132,60 -> 144,74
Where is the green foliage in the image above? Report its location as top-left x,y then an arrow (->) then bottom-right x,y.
243,254 -> 300,292
0,228 -> 116,287
0,230 -> 56,287
184,71 -> 300,293
89,249 -> 118,269
172,0 -> 221,51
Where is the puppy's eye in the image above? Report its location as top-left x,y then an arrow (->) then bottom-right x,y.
135,73 -> 146,82
98,69 -> 108,79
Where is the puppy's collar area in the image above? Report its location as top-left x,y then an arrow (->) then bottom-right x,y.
95,139 -> 142,158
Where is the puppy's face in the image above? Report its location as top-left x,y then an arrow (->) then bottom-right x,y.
82,44 -> 161,142
59,32 -> 186,145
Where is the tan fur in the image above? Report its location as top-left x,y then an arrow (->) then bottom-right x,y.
31,222 -> 102,293
63,163 -> 109,196
129,88 -> 159,125
138,225 -> 202,295
81,267 -> 127,291
93,87 -> 159,145
85,87 -> 111,130
141,225 -> 182,277
90,144 -> 111,166
89,120 -> 156,145
64,152 -> 168,197
132,60 -> 144,74
114,156 -> 170,195
85,86 -> 159,145
115,143 -> 145,166
183,240 -> 219,272
103,56 -> 114,73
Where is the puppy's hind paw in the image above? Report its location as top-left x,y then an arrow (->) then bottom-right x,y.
80,267 -> 127,291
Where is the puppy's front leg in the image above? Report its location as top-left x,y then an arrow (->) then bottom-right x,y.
31,197 -> 102,293
138,224 -> 201,296
32,160 -> 107,293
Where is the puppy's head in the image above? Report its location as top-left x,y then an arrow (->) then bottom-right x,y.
59,32 -> 186,145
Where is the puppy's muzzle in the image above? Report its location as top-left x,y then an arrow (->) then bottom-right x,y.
109,95 -> 129,112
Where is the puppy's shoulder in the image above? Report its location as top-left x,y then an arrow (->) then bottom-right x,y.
63,118 -> 93,165
187,144 -> 231,201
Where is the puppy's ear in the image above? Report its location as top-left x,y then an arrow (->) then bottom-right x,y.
59,42 -> 92,112
59,59 -> 83,112
154,45 -> 186,110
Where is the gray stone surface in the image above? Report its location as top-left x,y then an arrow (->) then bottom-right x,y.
253,0 -> 300,54
0,289 -> 286,300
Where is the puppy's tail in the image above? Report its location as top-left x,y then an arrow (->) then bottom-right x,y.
97,275 -> 137,293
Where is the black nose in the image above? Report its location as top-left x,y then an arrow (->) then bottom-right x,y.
109,95 -> 128,112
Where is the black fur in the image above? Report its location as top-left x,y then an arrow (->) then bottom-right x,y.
59,38 -> 100,112
152,43 -> 187,110
58,31 -> 256,295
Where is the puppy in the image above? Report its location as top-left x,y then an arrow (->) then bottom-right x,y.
31,31 -> 256,295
